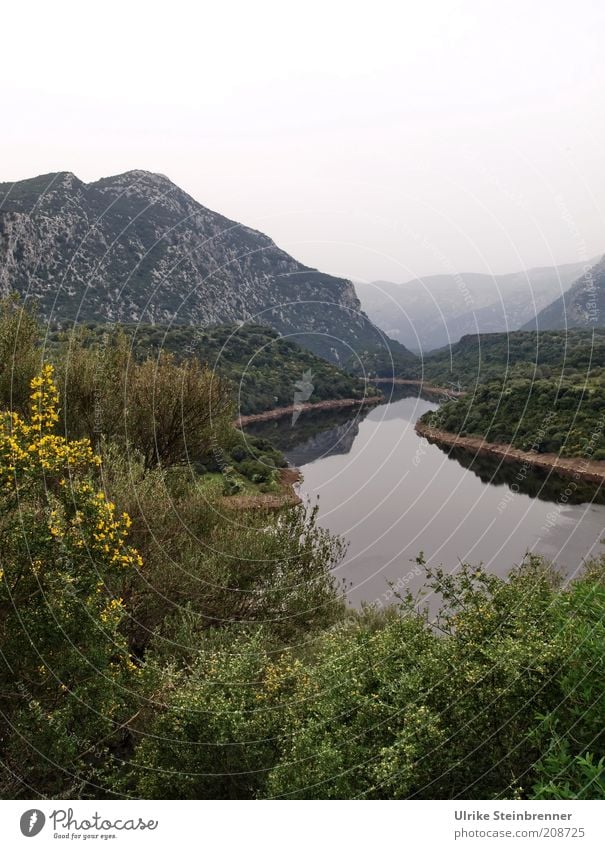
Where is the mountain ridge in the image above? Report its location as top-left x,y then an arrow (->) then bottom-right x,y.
0,169 -> 409,365
521,255 -> 605,330
356,259 -> 601,352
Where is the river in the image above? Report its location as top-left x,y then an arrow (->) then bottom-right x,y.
246,389 -> 605,606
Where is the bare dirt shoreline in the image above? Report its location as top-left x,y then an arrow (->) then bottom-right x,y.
369,378 -> 466,398
415,421 -> 605,485
235,395 -> 382,427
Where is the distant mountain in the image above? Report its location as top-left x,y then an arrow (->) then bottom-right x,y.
356,260 -> 600,352
521,255 -> 605,331
0,170 -> 408,364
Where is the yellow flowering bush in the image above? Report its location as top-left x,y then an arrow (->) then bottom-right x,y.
0,363 -> 141,571
0,365 -> 144,798
0,364 -> 96,479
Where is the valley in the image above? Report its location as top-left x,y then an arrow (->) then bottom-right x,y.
1,169 -> 604,803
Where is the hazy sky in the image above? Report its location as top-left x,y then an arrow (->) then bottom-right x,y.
3,0 -> 604,283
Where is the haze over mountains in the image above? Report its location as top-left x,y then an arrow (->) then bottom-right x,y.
0,170 -> 403,364
522,255 -> 605,331
357,260 -> 601,352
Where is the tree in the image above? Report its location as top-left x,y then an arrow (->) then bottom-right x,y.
124,352 -> 233,469
0,295 -> 40,414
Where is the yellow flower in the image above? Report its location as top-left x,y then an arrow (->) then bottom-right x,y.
0,366 -> 143,576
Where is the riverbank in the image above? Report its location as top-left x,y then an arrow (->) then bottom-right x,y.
415,421 -> 605,485
221,467 -> 302,511
368,378 -> 466,399
235,395 -> 382,427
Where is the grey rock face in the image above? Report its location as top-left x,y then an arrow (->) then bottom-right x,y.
0,170 -> 395,362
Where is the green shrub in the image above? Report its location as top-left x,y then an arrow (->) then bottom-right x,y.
0,367 -> 144,798
0,295 -> 41,413
266,557 -> 567,799
55,328 -> 234,468
126,632 -> 284,799
237,458 -> 272,483
531,563 -> 605,799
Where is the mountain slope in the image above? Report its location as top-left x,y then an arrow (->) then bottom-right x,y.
357,260 -> 599,352
48,322 -> 380,415
423,328 -> 605,388
521,255 -> 605,330
0,170 -> 406,364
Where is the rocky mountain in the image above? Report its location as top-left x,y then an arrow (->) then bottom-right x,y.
521,255 -> 605,331
0,170 -> 407,364
356,259 -> 600,352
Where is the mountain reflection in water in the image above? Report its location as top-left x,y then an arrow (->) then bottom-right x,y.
244,406 -> 369,466
246,393 -> 605,607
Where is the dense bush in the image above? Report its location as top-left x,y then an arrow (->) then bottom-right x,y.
264,558 -> 568,799
422,376 -> 605,458
531,563 -> 605,798
55,327 -> 234,468
0,366 -> 143,797
198,431 -> 287,487
122,557 -> 605,800
125,631 -> 286,799
0,295 -> 41,413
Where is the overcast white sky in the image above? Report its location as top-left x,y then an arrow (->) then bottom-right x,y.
3,0 -> 604,282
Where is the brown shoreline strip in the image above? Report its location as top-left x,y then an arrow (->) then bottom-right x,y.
415,421 -> 605,485
369,378 -> 466,398
235,395 -> 382,427
221,467 -> 302,511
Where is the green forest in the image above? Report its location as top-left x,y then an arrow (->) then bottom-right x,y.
47,322 -> 379,415
420,330 -> 605,458
422,329 -> 605,388
0,299 -> 604,799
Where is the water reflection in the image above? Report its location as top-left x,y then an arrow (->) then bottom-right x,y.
245,406 -> 370,466
446,446 -> 605,505
247,394 -> 605,606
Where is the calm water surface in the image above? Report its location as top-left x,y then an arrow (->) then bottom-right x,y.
247,394 -> 605,606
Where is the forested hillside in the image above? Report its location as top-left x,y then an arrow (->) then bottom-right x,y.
420,329 -> 605,459
47,322 -> 380,416
423,328 -> 605,387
